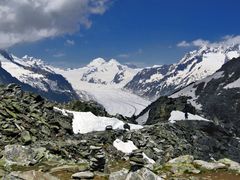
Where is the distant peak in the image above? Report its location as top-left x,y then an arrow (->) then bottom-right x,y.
87,58 -> 106,67
108,59 -> 120,65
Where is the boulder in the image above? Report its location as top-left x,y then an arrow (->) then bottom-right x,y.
2,145 -> 47,167
218,158 -> 240,173
165,162 -> 200,176
20,130 -> 32,144
71,171 -> 94,179
125,172 -> 143,180
193,160 -> 226,171
168,155 -> 194,164
137,168 -> 162,180
125,168 -> 161,180
3,170 -> 59,180
109,168 -> 129,180
50,164 -> 89,173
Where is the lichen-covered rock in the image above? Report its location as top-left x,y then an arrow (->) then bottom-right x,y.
137,168 -> 162,180
218,158 -> 240,173
3,170 -> 59,180
193,160 -> 226,171
20,131 -> 32,144
1,145 -> 47,167
168,155 -> 194,164
50,164 -> 89,174
164,162 -> 200,176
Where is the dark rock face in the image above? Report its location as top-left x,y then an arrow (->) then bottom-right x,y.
172,57 -> 240,136
198,58 -> 240,136
135,96 -> 196,125
123,121 -> 240,163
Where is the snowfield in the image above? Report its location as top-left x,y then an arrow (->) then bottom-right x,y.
54,107 -> 143,134
224,77 -> 240,89
168,110 -> 210,123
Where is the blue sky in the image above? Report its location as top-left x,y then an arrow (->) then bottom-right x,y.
5,0 -> 240,67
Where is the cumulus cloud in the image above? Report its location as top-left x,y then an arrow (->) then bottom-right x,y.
0,0 -> 110,48
177,35 -> 240,49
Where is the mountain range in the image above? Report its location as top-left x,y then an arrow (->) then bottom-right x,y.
0,43 -> 240,117
125,44 -> 240,100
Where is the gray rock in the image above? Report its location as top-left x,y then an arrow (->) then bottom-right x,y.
71,171 -> 94,179
138,168 -> 162,180
50,164 -> 89,173
125,172 -> 143,180
109,168 -> 129,180
2,145 -> 47,167
20,130 -> 31,144
89,146 -> 101,150
0,169 -> 6,178
218,158 -> 240,173
168,155 -> 194,164
3,170 -> 59,180
193,160 -> 226,170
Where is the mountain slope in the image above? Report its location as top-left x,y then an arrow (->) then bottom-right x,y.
171,56 -> 240,135
0,50 -> 78,102
125,45 -> 240,100
54,58 -> 151,117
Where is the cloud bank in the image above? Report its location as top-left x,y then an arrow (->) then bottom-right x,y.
177,35 -> 240,48
0,0 -> 110,48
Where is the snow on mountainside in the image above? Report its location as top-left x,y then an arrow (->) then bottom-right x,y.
0,50 -> 78,102
54,58 -> 151,117
125,44 -> 240,100
170,56 -> 240,135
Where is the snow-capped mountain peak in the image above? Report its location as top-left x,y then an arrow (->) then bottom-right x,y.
87,57 -> 106,67
108,59 -> 120,65
58,57 -> 141,87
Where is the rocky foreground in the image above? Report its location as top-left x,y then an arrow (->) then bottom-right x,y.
0,84 -> 240,179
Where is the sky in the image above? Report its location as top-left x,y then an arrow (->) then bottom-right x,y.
0,0 -> 239,67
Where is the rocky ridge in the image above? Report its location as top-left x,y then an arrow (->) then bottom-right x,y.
0,84 -> 240,179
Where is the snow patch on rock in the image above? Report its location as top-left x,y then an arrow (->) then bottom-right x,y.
168,111 -> 210,123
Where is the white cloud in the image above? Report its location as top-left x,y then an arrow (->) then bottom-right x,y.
65,39 -> 75,46
177,35 -> 240,48
0,0 -> 110,48
177,41 -> 191,47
